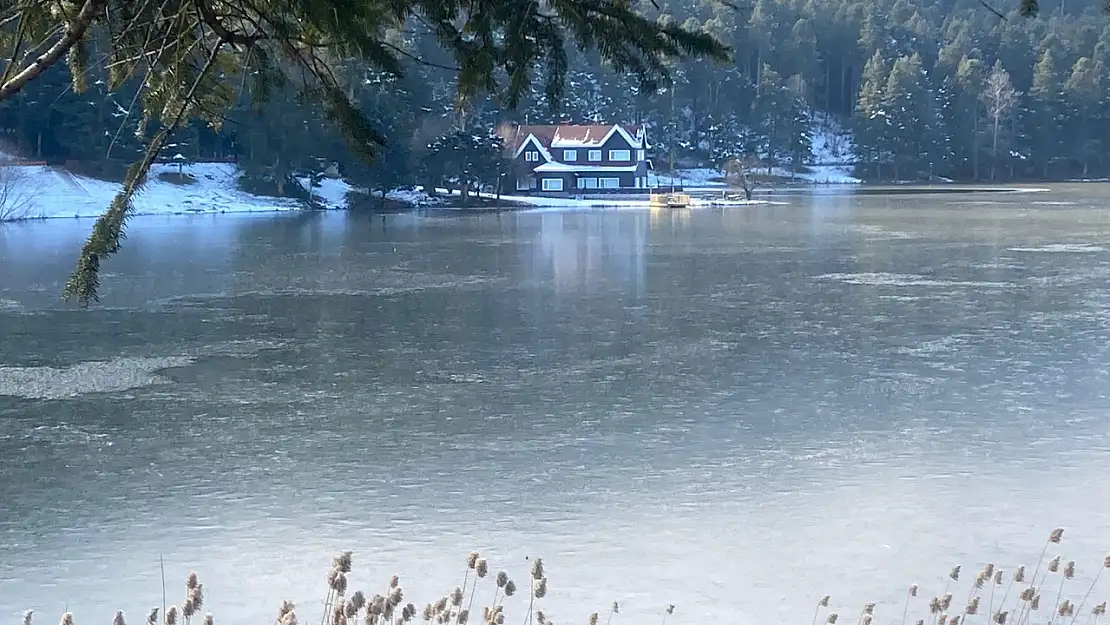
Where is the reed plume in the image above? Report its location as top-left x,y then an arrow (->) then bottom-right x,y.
606,602 -> 619,625
662,605 -> 674,625
114,611 -> 126,625
944,567 -> 961,598
147,609 -> 160,625
468,559 -> 488,625
967,597 -> 981,615
588,614 -> 598,625
815,595 -> 832,625
1045,559 -> 1072,625
24,610 -> 33,625
165,606 -> 178,625
1069,554 -> 1110,625
457,554 -> 479,625
59,613 -> 73,625
523,559 -> 544,625
323,553 -> 353,625
903,586 -> 917,625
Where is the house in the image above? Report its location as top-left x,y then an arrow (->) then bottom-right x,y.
497,123 -> 652,194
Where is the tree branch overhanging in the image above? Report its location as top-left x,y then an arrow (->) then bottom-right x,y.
0,0 -> 106,102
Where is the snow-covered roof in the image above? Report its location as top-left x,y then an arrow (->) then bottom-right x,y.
497,123 -> 650,153
533,162 -> 640,173
512,134 -> 554,161
550,124 -> 644,149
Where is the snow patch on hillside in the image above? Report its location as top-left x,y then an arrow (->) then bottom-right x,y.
792,114 -> 860,183
649,167 -> 726,188
645,116 -> 861,186
0,162 -> 339,221
295,176 -> 353,209
810,113 -> 857,166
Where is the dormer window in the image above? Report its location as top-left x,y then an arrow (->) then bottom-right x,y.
588,150 -> 602,161
525,151 -> 540,162
563,150 -> 577,161
609,149 -> 631,161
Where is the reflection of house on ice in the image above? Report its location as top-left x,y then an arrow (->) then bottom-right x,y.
535,212 -> 647,292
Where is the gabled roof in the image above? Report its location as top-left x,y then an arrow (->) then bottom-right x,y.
497,123 -> 649,155
533,162 -> 640,173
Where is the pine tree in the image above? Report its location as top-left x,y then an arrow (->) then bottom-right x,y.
955,57 -> 986,180
855,50 -> 889,179
1064,57 -> 1105,178
1027,48 -> 1066,178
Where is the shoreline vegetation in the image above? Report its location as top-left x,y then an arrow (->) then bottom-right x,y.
18,530 -> 1110,625
0,159 -> 1062,225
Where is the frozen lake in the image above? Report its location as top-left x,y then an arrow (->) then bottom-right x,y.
2,186 -> 1110,625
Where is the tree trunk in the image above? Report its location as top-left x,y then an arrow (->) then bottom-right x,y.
971,114 -> 980,181
991,115 -> 1000,181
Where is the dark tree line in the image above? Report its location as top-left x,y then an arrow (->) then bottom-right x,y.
7,0 -> 1110,195
4,0 -> 1110,302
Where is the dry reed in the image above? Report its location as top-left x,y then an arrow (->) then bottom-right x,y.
20,528 -> 1108,625
812,529 -> 1108,625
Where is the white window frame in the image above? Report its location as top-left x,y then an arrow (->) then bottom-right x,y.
599,177 -> 620,189
516,176 -> 535,191
525,151 -> 541,162
577,177 -> 598,189
588,149 -> 602,162
563,150 -> 577,161
637,149 -> 645,161
541,178 -> 564,191
609,149 -> 631,161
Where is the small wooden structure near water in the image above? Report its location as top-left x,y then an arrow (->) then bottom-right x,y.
649,190 -> 692,208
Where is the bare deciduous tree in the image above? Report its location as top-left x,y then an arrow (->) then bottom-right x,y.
980,63 -> 1019,181
0,166 -> 37,222
723,156 -> 761,200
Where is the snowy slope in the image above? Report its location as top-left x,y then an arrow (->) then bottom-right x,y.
641,116 -> 861,187
772,115 -> 860,183
0,162 -> 353,221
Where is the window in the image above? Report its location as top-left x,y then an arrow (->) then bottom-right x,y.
599,177 -> 620,189
588,149 -> 602,162
637,150 -> 645,161
541,178 -> 564,191
563,150 -> 577,161
577,178 -> 598,189
609,149 -> 631,161
524,151 -> 540,162
516,176 -> 536,191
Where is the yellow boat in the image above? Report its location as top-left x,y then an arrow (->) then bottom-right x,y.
649,191 -> 691,208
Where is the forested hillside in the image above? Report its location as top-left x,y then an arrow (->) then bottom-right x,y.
3,0 -> 1110,188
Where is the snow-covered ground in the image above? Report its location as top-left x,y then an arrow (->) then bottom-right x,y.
649,167 -> 726,188
0,115 -> 862,222
648,116 -> 862,187
0,162 -> 338,221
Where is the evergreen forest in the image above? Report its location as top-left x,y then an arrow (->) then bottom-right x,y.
4,0 -> 1110,191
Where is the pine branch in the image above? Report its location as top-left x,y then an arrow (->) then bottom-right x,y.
64,41 -> 225,307
0,14 -> 28,88
0,0 -> 105,102
192,0 -> 266,45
